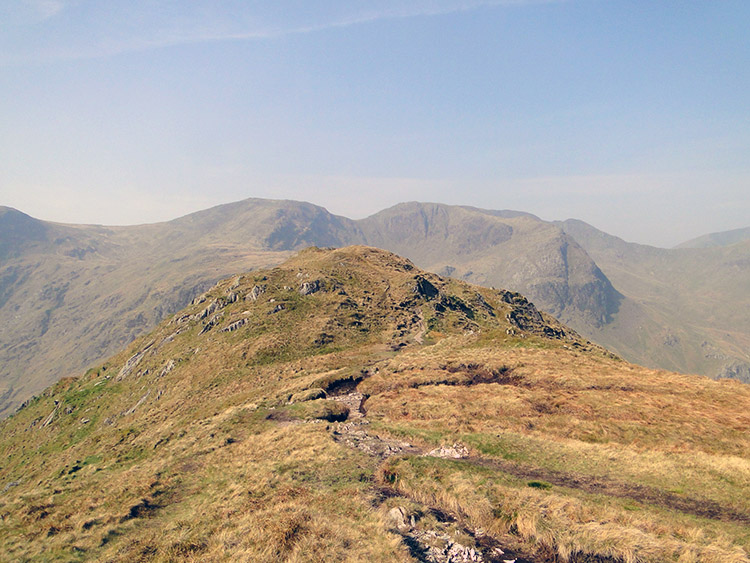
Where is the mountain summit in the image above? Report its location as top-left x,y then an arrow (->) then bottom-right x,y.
1,246 -> 748,562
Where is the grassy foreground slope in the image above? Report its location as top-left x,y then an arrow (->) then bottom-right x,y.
1,246 -> 749,563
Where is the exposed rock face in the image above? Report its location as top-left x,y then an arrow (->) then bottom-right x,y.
426,443 -> 470,459
718,361 -> 750,384
116,342 -> 154,381
221,318 -> 248,333
413,276 -> 440,300
247,285 -> 265,302
299,280 -> 321,296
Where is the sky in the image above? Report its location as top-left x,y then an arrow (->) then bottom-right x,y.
1,0 -> 748,247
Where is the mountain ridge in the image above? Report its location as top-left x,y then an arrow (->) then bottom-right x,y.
2,197 -> 749,416
676,226 -> 750,249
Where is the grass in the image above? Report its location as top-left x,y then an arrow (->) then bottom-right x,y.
1,246 -> 748,562
381,455 -> 750,563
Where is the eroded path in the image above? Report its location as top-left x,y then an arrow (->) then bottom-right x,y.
329,392 -> 534,563
465,456 -> 750,525
326,389 -> 750,563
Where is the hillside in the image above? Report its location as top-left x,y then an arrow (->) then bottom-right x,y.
1,246 -> 748,562
676,227 -> 750,249
558,219 -> 750,382
0,200 -> 364,416
3,198 -> 750,418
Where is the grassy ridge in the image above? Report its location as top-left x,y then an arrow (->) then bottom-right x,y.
1,247 -> 748,562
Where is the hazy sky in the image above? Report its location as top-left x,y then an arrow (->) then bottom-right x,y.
1,0 -> 748,247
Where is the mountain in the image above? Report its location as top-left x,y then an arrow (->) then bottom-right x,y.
676,226 -> 750,249
1,246 -> 748,562
0,199 -> 361,417
359,203 -> 622,331
0,200 -> 617,417
0,206 -> 50,260
558,219 -> 750,382
3,198 -> 750,417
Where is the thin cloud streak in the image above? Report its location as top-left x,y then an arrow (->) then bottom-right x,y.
0,0 -> 563,65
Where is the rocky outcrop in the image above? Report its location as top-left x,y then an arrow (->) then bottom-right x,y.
247,285 -> 265,302
299,280 -> 321,296
718,361 -> 750,384
425,443 -> 469,459
116,342 -> 154,381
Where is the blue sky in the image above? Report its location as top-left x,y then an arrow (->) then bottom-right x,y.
1,0 -> 748,247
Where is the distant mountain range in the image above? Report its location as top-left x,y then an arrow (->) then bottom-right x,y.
1,198 -> 748,416
675,226 -> 750,249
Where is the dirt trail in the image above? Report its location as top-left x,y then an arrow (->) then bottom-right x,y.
327,388 -> 749,562
330,391 -> 750,526
464,456 -> 750,525
330,393 -> 536,563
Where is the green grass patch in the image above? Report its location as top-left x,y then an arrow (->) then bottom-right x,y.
527,480 -> 552,490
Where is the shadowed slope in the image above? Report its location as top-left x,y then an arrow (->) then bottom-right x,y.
559,219 -> 750,381
359,203 -> 622,331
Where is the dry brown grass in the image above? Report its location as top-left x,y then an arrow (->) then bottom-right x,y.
1,247 -> 748,562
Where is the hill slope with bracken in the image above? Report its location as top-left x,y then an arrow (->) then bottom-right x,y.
1,247 -> 749,563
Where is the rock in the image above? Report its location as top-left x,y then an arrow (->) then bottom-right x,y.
413,276 -> 439,300
172,314 -> 193,324
121,391 -> 150,417
247,285 -> 265,302
299,280 -> 321,296
386,506 -> 410,531
116,342 -> 154,381
41,407 -> 57,428
221,318 -> 248,333
199,300 -> 222,320
426,443 -> 469,459
158,360 -> 175,378
2,480 -> 19,493
199,314 -> 222,335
